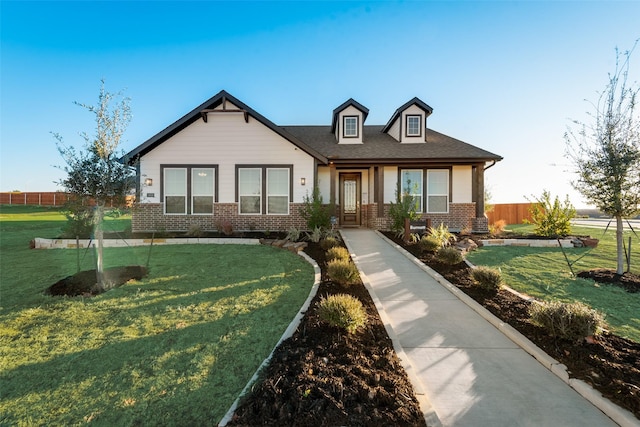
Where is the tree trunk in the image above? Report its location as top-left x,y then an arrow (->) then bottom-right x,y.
616,215 -> 624,275
95,204 -> 105,289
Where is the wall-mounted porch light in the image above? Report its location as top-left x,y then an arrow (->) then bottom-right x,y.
144,178 -> 153,186
300,177 -> 306,186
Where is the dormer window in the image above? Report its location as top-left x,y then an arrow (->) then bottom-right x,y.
406,115 -> 422,137
344,116 -> 358,138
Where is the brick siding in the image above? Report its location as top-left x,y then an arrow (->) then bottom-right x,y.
132,202 -> 488,233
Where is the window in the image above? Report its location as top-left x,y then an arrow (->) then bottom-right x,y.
343,116 -> 358,138
162,165 -> 217,215
267,168 -> 290,214
401,169 -> 423,213
192,168 -> 215,214
239,168 -> 262,214
406,115 -> 421,137
399,168 -> 450,214
237,165 -> 292,215
427,170 -> 449,213
164,168 -> 187,214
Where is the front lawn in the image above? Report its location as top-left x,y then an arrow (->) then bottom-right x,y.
467,224 -> 640,342
0,205 -> 314,425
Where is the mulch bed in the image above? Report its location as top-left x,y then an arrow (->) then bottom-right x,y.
226,242 -> 426,426
384,232 -> 640,420
46,266 -> 147,296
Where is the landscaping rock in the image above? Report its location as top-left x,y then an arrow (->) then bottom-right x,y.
456,237 -> 478,253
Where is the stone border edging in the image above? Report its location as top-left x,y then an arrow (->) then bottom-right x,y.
32,237 -> 261,249
377,231 -> 638,427
342,231 -> 443,427
217,251 -> 322,427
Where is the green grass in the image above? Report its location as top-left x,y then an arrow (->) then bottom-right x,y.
467,224 -> 640,342
0,205 -> 314,426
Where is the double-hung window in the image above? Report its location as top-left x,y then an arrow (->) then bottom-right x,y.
191,168 -> 215,214
162,165 -> 217,215
238,168 -> 262,214
343,116 -> 358,138
238,165 -> 292,215
427,170 -> 449,213
406,115 -> 421,137
164,168 -> 187,214
267,168 -> 290,214
400,169 -> 423,213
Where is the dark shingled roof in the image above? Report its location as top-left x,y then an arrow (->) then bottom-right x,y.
282,125 -> 503,165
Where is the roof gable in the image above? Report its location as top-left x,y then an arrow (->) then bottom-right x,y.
330,98 -> 369,134
382,97 -> 433,133
125,90 -> 327,163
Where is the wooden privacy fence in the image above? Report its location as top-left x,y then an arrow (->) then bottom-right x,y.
0,192 -> 133,207
486,203 -> 534,225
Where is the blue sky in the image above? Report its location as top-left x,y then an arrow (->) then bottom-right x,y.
1,1 -> 639,206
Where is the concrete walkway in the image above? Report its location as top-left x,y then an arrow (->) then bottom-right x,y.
340,229 -> 620,427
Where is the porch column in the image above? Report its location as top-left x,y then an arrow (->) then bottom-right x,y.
329,163 -> 336,216
376,166 -> 385,217
474,162 -> 485,218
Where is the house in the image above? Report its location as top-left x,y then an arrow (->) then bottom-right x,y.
125,90 -> 502,233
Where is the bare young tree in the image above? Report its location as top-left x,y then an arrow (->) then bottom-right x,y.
54,80 -> 135,288
565,41 -> 640,275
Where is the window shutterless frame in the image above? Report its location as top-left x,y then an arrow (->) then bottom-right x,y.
406,115 -> 422,137
160,164 -> 218,215
343,116 -> 359,138
236,165 -> 293,215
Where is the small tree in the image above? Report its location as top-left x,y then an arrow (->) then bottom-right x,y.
565,42 -> 640,274
388,179 -> 420,235
300,186 -> 331,230
54,80 -> 135,289
525,190 -> 576,237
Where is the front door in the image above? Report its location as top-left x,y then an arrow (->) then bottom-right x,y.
340,173 -> 361,227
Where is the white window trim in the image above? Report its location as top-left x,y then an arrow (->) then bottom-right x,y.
426,169 -> 449,214
401,169 -> 423,213
406,115 -> 422,137
238,167 -> 263,215
191,167 -> 215,215
164,167 -> 187,215
266,167 -> 290,215
343,116 -> 358,138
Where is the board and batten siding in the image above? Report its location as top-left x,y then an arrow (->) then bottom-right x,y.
139,105 -> 316,204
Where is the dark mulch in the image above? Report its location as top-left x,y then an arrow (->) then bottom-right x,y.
46,266 -> 147,296
227,242 -> 426,426
577,269 -> 640,293
384,232 -> 640,420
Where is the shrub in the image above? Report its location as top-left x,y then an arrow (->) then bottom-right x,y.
436,246 -> 464,265
318,294 -> 367,334
306,226 -> 323,243
215,219 -> 234,236
286,227 -> 302,242
529,301 -> 606,341
418,235 -> 441,253
300,186 -> 331,230
327,258 -> 359,286
470,266 -> 503,291
186,224 -> 204,237
388,181 -> 420,234
428,223 -> 456,248
525,190 -> 576,237
489,219 -> 506,235
327,246 -> 349,262
320,237 -> 340,250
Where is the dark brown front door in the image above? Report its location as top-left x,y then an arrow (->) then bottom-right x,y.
340,173 -> 361,226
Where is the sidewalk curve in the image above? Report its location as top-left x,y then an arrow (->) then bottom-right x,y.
340,229 -> 622,427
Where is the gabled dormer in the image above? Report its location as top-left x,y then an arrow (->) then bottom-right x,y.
331,98 -> 369,144
382,97 -> 433,143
